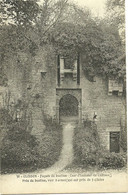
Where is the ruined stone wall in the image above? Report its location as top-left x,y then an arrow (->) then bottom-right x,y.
80,66 -> 126,150
1,48 -> 126,149
55,56 -> 126,150
1,46 -> 57,138
22,45 -> 57,137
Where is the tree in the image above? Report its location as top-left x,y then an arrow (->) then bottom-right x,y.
34,0 -> 69,44
48,4 -> 123,78
106,0 -> 125,43
0,0 -> 69,57
0,0 -> 41,61
0,0 -> 125,85
0,0 -> 69,86
105,0 -> 126,77
0,0 -> 40,26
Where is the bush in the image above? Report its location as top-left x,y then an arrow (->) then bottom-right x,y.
43,114 -> 62,132
0,108 -> 13,126
36,116 -> 63,168
7,121 -> 37,147
73,120 -> 100,167
98,152 -> 125,169
1,111 -> 63,173
73,120 -> 126,170
81,153 -> 97,166
1,119 -> 39,173
1,140 -> 38,167
120,126 -> 127,152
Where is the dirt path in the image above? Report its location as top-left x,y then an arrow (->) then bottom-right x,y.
39,122 -> 76,174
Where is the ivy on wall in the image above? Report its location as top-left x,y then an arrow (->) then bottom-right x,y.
49,21 -> 124,78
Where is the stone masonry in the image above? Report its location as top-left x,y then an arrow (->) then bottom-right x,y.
1,46 -> 126,151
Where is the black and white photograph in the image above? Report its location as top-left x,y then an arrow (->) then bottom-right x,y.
0,0 -> 127,193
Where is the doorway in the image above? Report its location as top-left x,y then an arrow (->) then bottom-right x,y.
59,94 -> 79,122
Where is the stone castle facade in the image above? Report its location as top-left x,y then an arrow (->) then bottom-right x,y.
0,46 -> 126,152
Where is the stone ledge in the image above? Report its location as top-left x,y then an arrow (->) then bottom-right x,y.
106,127 -> 120,132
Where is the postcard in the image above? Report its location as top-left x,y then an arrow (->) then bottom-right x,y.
0,0 -> 127,194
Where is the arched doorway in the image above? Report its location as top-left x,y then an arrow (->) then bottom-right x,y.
59,94 -> 79,122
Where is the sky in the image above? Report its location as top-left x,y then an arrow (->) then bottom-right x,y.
70,0 -> 107,17
39,0 -> 107,18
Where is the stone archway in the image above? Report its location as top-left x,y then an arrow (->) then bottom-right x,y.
56,89 -> 82,123
59,94 -> 79,122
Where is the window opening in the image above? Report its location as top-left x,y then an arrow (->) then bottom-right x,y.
110,132 -> 120,153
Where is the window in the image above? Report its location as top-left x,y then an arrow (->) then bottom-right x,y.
112,91 -> 118,96
64,58 -> 76,69
108,79 -> 123,96
58,55 -> 80,84
110,132 -> 120,153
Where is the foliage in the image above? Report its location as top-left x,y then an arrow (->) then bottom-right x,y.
1,140 -> 38,167
50,1 -> 125,77
0,0 -> 69,86
0,108 -> 13,126
0,0 -> 69,57
106,0 -> 125,44
106,0 -> 125,27
1,116 -> 39,173
7,121 -> 37,147
35,130 -> 62,168
0,0 -> 125,82
120,126 -> 127,152
73,120 -> 100,167
1,111 -> 63,173
35,115 -> 63,168
0,0 -> 40,26
43,113 -> 62,132
98,152 -> 126,169
0,25 -> 37,59
35,0 -> 68,39
73,120 -> 126,170
49,16 -> 124,78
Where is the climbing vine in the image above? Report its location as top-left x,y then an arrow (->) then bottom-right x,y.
49,20 -> 124,78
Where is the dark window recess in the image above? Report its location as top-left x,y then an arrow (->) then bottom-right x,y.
57,55 -> 60,86
110,132 -> 120,153
77,55 -> 80,85
65,72 -> 73,79
112,91 -> 118,96
64,58 -> 74,69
